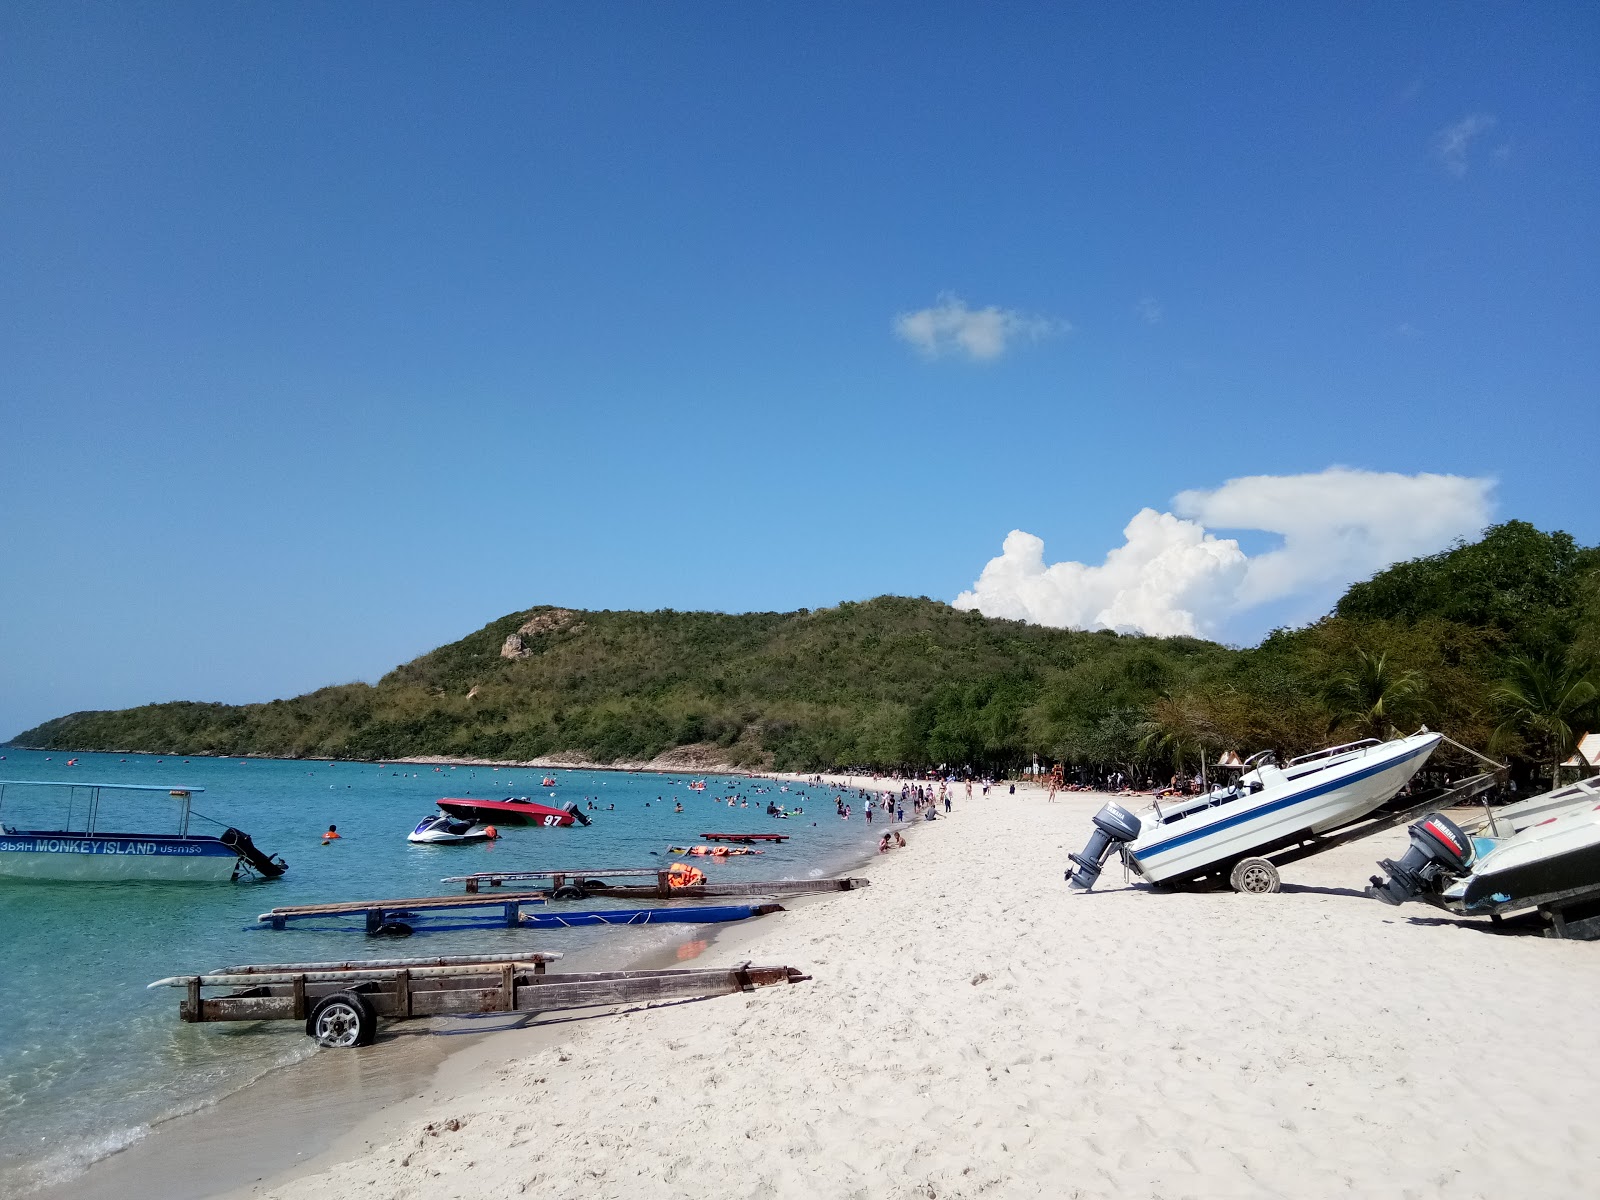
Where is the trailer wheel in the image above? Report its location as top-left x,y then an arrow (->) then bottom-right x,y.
551,886 -> 584,901
1229,857 -> 1281,894
308,991 -> 377,1048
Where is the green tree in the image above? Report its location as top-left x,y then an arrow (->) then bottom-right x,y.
1490,655 -> 1599,789
1322,650 -> 1425,741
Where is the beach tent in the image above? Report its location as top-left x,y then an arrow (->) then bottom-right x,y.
1561,732 -> 1600,775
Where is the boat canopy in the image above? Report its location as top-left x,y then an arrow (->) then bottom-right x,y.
0,779 -> 206,836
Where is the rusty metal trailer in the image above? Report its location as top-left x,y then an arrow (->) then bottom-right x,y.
149,954 -> 810,1047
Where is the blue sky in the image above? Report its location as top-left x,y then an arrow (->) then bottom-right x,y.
2,3 -> 1596,738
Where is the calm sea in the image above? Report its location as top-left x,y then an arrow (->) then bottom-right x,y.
0,749 -> 883,1195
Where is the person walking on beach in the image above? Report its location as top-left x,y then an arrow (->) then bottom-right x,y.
944,791 -> 952,813
896,802 -> 905,822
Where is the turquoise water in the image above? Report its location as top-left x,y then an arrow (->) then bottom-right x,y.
0,749 -> 881,1194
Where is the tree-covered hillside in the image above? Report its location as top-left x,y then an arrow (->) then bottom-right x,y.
14,523 -> 1599,786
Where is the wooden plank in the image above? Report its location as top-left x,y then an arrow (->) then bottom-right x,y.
259,892 -> 553,920
206,953 -> 563,976
584,878 -> 870,899
153,961 -> 562,988
182,995 -> 298,1021
176,965 -> 809,1024
442,867 -> 668,885
409,987 -> 521,1016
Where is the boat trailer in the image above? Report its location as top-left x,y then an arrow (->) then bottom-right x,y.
440,867 -> 871,900
1460,880 -> 1600,941
150,954 -> 811,1047
1146,769 -> 1508,895
256,891 -> 786,936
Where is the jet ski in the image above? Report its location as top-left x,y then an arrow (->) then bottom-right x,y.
407,814 -> 498,844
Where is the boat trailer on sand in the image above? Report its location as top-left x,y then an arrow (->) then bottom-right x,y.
1075,764 -> 1505,895
150,954 -> 810,1047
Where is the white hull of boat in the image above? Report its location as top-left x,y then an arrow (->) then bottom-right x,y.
0,833 -> 242,882
1442,782 -> 1600,911
1128,733 -> 1441,884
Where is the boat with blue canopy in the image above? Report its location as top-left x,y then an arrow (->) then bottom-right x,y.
0,779 -> 286,882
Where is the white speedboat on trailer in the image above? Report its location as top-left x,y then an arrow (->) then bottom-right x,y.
1068,731 -> 1442,892
0,779 -> 286,883
1370,776 -> 1600,937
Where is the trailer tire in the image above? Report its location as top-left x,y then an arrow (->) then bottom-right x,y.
551,886 -> 584,901
1229,857 -> 1281,894
308,991 -> 377,1048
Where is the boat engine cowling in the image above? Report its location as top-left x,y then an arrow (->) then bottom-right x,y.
564,800 -> 592,827
1369,813 -> 1474,905
1066,802 -> 1142,890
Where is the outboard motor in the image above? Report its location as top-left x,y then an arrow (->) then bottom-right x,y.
563,800 -> 592,827
220,827 -> 288,879
1066,802 -> 1142,890
1369,813 -> 1474,905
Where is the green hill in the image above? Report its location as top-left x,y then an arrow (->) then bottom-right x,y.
13,523 -> 1599,783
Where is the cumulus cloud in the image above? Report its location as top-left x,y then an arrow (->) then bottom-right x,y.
894,294 -> 1067,361
1436,113 -> 1496,177
954,468 -> 1495,639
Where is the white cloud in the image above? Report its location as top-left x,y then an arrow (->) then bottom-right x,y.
894,293 -> 1067,362
955,515 -> 1247,638
954,468 -> 1495,639
1436,113 -> 1496,177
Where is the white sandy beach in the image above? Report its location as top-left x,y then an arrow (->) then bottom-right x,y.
214,779 -> 1600,1200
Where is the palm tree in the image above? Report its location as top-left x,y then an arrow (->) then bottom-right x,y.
1322,650 -> 1424,741
1136,693 -> 1224,785
1490,655 -> 1599,789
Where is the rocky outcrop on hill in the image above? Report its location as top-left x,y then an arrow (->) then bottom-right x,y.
500,608 -> 582,660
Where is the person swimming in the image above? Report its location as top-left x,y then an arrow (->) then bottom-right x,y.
322,824 -> 340,843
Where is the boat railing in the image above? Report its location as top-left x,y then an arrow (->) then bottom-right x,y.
1286,739 -> 1380,768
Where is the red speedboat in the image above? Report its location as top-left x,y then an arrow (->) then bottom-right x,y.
437,797 -> 592,827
